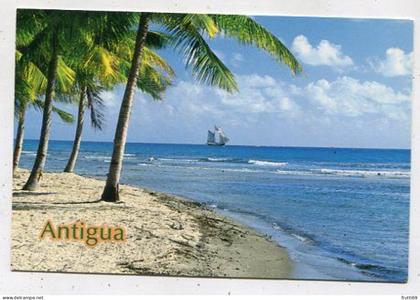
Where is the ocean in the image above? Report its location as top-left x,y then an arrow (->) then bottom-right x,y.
18,140 -> 410,282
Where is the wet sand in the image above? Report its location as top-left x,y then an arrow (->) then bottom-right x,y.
12,169 -> 292,278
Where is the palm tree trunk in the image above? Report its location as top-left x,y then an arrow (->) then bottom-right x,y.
64,87 -> 86,173
101,13 -> 151,202
22,31 -> 59,191
13,107 -> 26,172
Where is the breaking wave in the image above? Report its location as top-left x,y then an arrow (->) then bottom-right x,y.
22,151 -> 36,156
274,168 -> 409,178
248,159 -> 288,167
318,168 -> 409,178
205,157 -> 233,162
84,155 -> 111,160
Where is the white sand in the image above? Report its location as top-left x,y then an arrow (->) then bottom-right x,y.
12,169 -> 292,278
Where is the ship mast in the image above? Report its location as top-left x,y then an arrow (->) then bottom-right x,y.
207,126 -> 229,146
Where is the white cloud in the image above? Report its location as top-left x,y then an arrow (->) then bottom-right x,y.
292,35 -> 353,67
71,73 -> 410,147
134,74 -> 410,126
303,76 -> 410,119
161,74 -> 301,117
146,74 -> 409,125
370,48 -> 413,77
215,75 -> 301,116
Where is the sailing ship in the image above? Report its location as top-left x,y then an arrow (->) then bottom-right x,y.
207,126 -> 230,146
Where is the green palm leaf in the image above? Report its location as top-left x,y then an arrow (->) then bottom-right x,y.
33,99 -> 75,123
163,15 -> 238,93
211,15 -> 302,75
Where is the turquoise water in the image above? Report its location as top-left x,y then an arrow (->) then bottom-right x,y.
19,140 -> 410,282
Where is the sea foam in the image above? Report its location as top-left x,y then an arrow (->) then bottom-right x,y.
318,168 -> 410,178
248,159 -> 288,167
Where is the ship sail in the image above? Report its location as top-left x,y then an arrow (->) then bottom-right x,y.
219,131 -> 230,144
216,126 -> 229,144
207,130 -> 216,144
207,126 -> 229,146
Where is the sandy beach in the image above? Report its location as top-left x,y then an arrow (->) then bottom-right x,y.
12,169 -> 292,278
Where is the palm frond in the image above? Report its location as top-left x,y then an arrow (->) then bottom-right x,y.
33,99 -> 75,123
181,14 -> 219,38
211,15 -> 302,75
142,47 -> 175,77
55,56 -> 76,93
52,106 -> 75,123
138,64 -> 172,100
86,85 -> 106,130
145,31 -> 172,49
163,15 -> 238,93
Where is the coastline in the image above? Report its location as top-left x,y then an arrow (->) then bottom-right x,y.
12,169 -> 293,278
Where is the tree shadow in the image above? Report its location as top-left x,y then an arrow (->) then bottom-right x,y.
13,191 -> 58,197
13,199 -> 103,206
12,199 -> 107,211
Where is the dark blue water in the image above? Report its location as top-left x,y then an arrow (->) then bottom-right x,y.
19,140 -> 410,282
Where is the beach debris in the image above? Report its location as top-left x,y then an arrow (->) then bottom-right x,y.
169,222 -> 184,230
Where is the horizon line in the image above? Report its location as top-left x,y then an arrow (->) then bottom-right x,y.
21,138 -> 411,151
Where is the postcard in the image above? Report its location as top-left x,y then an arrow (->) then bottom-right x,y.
12,8 -> 412,282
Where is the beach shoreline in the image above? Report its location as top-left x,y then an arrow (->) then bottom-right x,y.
12,168 -> 293,278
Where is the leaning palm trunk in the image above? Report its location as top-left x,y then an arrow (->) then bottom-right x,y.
13,106 -> 26,172
64,88 -> 86,173
101,13 -> 150,202
22,31 -> 59,190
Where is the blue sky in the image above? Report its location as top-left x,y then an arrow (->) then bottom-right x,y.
22,16 -> 414,148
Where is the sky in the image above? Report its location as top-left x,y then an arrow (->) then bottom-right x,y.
22,15 -> 414,149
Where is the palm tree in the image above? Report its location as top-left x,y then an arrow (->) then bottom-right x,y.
101,13 -> 151,201
14,97 -> 74,172
18,10 -> 80,190
63,84 -> 99,173
14,13 -> 75,173
14,53 -> 46,172
19,10 -> 136,190
63,27 -> 174,173
101,13 -> 302,202
13,100 -> 28,172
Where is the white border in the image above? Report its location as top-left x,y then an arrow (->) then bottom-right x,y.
0,0 -> 419,295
